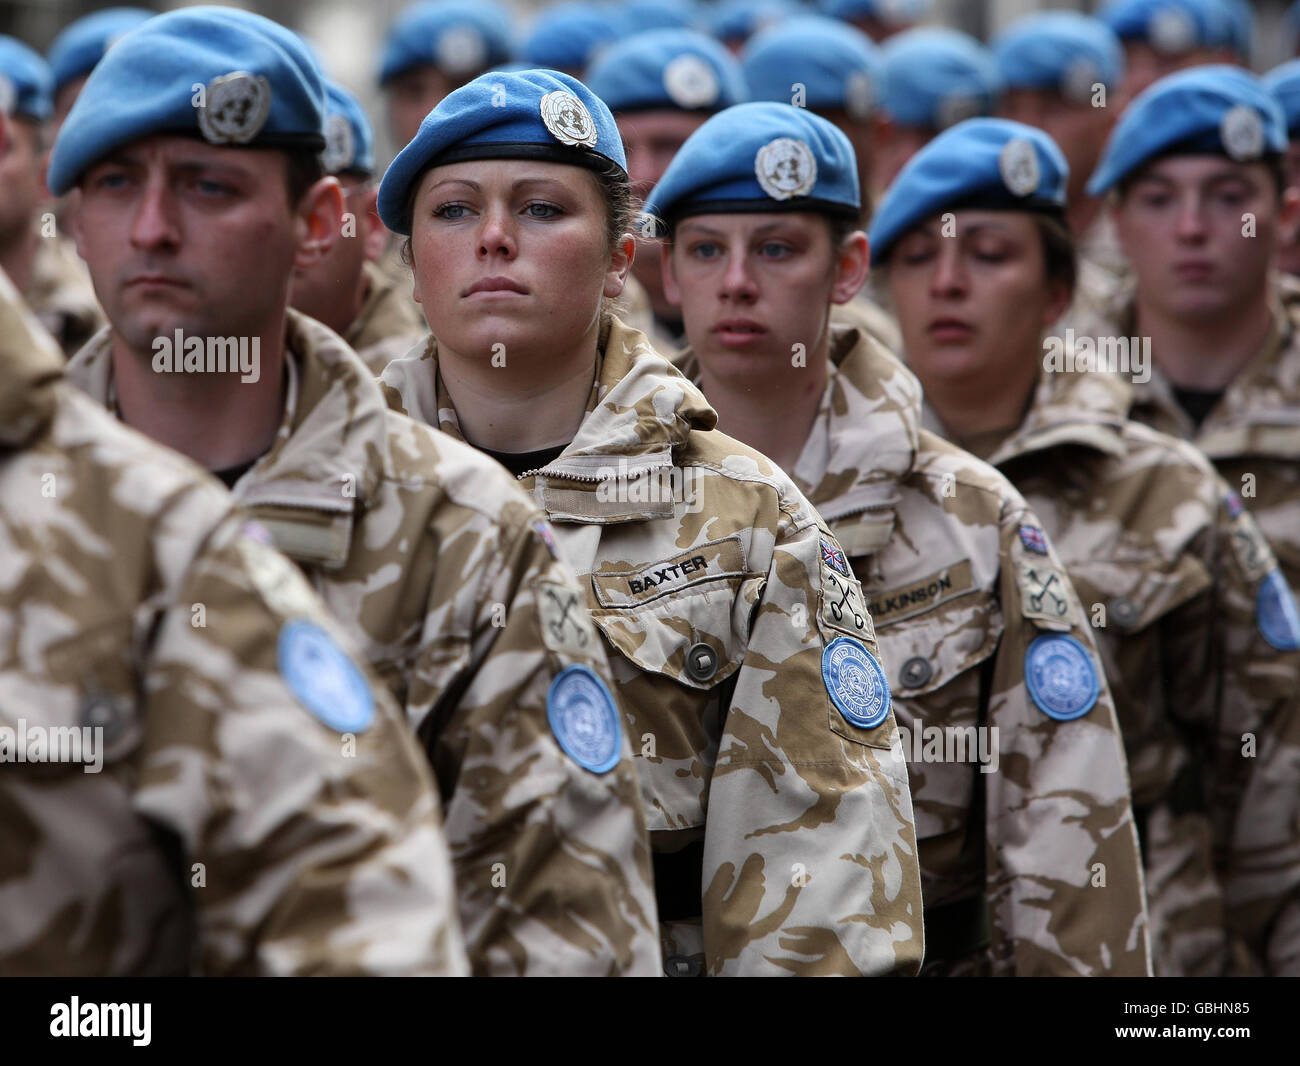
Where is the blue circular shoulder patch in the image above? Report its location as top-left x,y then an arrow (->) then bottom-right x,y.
1257,569 -> 1300,651
277,620 -> 375,733
822,637 -> 891,729
1024,634 -> 1099,721
547,665 -> 623,774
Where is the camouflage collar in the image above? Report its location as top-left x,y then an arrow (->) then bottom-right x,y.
0,266 -> 63,448
345,260 -> 426,355
381,314 -> 717,491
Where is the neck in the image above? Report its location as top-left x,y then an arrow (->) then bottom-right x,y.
111,315 -> 288,472
1068,194 -> 1102,241
439,324 -> 599,453
0,225 -> 40,296
698,342 -> 830,474
921,351 -> 1038,443
1136,289 -> 1274,391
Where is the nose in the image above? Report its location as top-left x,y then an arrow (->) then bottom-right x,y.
929,242 -> 968,297
1174,191 -> 1208,243
719,241 -> 758,302
128,172 -> 180,252
476,202 -> 517,260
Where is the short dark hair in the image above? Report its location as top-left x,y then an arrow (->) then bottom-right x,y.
284,146 -> 325,207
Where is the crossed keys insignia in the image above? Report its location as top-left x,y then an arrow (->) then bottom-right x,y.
544,587 -> 589,648
1026,566 -> 1068,617
827,572 -> 866,631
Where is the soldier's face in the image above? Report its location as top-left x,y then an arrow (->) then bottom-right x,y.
999,89 -> 1113,208
408,158 -> 632,362
1120,43 -> 1217,100
1278,142 -> 1300,276
386,65 -> 459,149
887,211 -> 1068,389
0,117 -> 47,245
1113,156 -> 1296,322
74,136 -> 322,353
618,110 -> 707,318
290,176 -> 382,335
665,212 -> 867,375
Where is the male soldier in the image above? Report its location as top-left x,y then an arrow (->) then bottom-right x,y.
290,82 -> 426,375
1081,66 -> 1300,599
47,6 -> 154,141
0,264 -> 467,976
586,29 -> 748,355
656,103 -> 1151,975
1263,60 -> 1300,279
1098,0 -> 1239,100
822,0 -> 929,45
520,2 -> 621,79
0,35 -> 101,356
51,7 -> 660,977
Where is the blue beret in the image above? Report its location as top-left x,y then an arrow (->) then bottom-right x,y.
994,12 -> 1124,100
1264,59 -> 1300,134
742,15 -> 880,118
1087,65 -> 1287,196
643,101 -> 859,229
0,35 -> 53,121
820,0 -> 931,27
710,0 -> 796,45
587,29 -> 746,113
378,69 -> 626,235
521,4 -> 622,72
1097,0 -> 1233,54
1221,0 -> 1254,59
48,6 -> 326,197
621,0 -> 699,33
378,1 -> 513,86
46,7 -> 153,96
322,81 -> 375,176
869,117 -> 1068,266
878,27 -> 1001,129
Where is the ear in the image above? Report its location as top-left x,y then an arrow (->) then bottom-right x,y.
360,185 -> 390,262
829,230 -> 870,305
1043,277 -> 1072,330
292,175 -> 344,272
1276,183 -> 1300,248
602,231 -> 635,299
659,237 -> 681,307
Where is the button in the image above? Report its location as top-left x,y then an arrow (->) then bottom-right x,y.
899,656 -> 932,689
80,693 -> 129,744
664,953 -> 703,977
1109,597 -> 1140,628
684,642 -> 718,682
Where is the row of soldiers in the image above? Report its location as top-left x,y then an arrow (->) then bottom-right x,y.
0,0 -> 1298,977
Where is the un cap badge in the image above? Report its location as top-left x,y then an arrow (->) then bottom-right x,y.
322,112 -> 355,173
0,73 -> 15,115
845,70 -> 876,121
540,90 -> 599,148
663,53 -> 719,110
1150,7 -> 1196,55
999,138 -> 1041,197
436,25 -> 487,76
755,137 -> 817,200
197,71 -> 272,145
1220,104 -> 1265,162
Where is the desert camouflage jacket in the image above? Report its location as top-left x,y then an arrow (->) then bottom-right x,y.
345,260 -> 428,377
24,233 -> 104,359
66,312 -> 660,977
382,315 -> 925,977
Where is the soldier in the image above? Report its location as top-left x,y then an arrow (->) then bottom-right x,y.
586,29 -> 748,356
870,115 -> 1300,975
0,264 -> 467,976
709,0 -> 795,55
822,0 -> 929,45
47,6 -> 154,141
1261,60 -> 1300,279
519,3 -> 622,80
49,6 -> 660,977
290,81 -> 427,375
653,102 -> 1150,976
1098,0 -> 1239,100
1079,66 -> 1300,599
0,35 -> 102,357
871,27 -> 1001,197
377,69 -> 925,976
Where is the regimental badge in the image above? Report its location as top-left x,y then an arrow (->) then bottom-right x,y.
1024,633 -> 1099,721
322,113 -> 355,174
1257,569 -> 1300,651
538,580 -> 596,659
1018,560 -> 1072,628
1061,57 -> 1098,104
540,90 -> 599,148
822,637 -> 891,729
845,70 -> 876,121
1018,524 -> 1049,555
663,53 -> 719,110
197,71 -> 272,145
937,91 -> 981,130
999,138 -> 1041,198
0,73 -> 15,115
1150,7 -> 1196,55
755,136 -> 817,200
278,619 -> 375,733
435,25 -> 487,76
547,665 -> 623,773
1221,104 -> 1265,162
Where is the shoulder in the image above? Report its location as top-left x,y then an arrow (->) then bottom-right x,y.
682,426 -> 823,531
911,430 -> 1031,522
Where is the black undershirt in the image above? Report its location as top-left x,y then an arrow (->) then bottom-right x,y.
1171,385 -> 1224,430
479,443 -> 568,477
213,456 -> 262,490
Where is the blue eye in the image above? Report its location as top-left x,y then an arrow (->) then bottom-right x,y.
759,242 -> 792,258
93,171 -> 129,191
689,242 -> 721,259
195,179 -> 234,197
524,202 -> 562,219
435,203 -> 469,220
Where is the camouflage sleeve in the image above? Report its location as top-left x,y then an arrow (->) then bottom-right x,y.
1201,491 -> 1300,975
986,506 -> 1151,976
702,511 -> 924,976
138,512 -> 468,976
408,512 -> 662,976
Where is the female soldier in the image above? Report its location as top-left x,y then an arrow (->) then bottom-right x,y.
871,116 -> 1300,975
375,69 -> 924,977
653,101 -> 1149,975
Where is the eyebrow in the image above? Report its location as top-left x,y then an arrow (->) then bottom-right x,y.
425,176 -> 572,194
676,220 -> 800,238
95,152 -> 252,179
